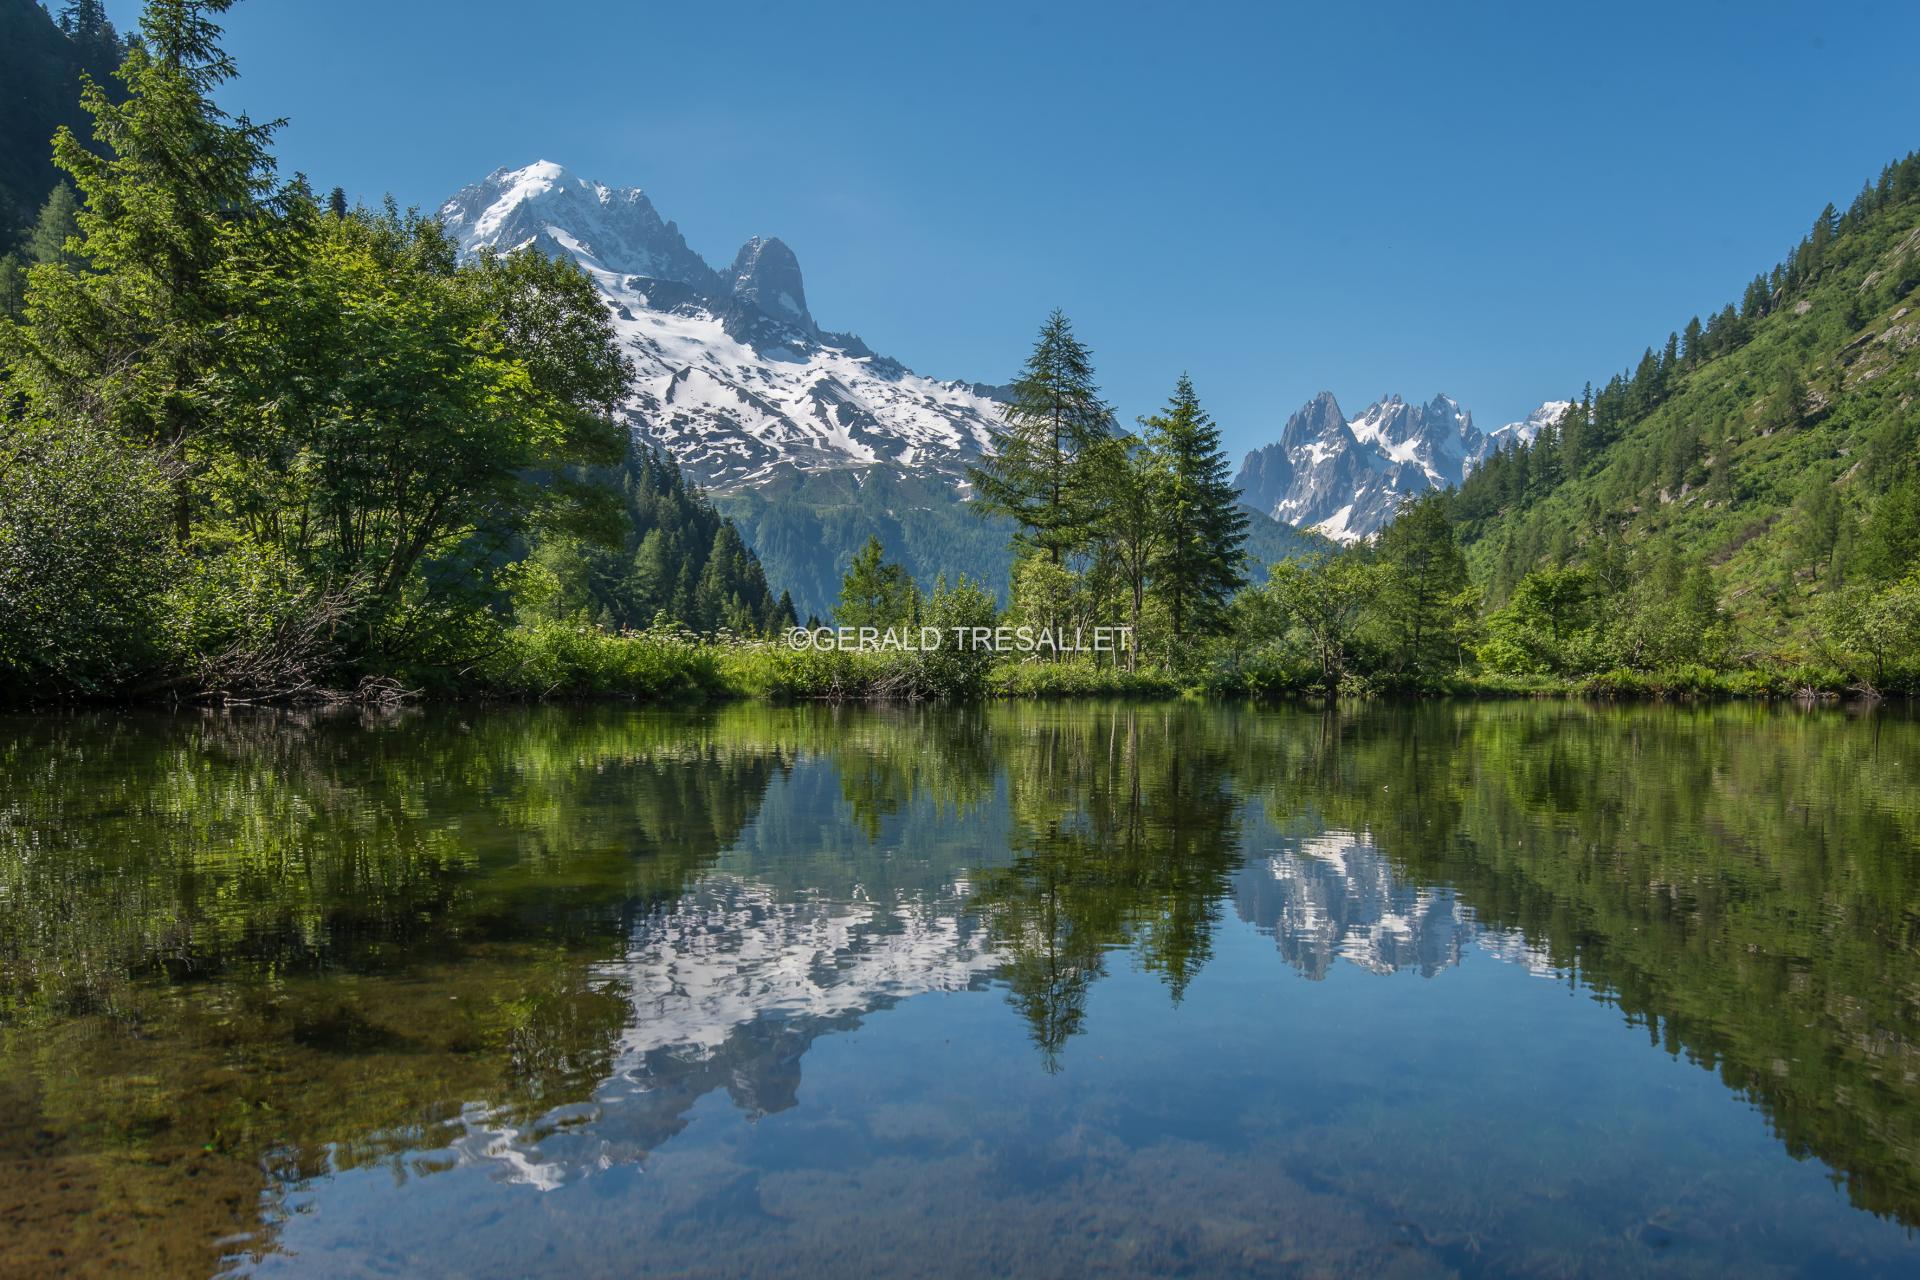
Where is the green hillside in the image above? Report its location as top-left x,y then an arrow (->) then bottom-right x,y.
0,0 -> 123,246
715,468 -> 1324,622
1453,150 -> 1920,663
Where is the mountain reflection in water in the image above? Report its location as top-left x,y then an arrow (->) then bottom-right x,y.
1,701 -> 1916,1278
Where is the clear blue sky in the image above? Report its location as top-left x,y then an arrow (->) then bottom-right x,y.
102,0 -> 1920,454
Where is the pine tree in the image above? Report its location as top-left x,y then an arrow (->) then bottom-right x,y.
1141,374 -> 1247,646
23,182 -> 82,267
328,185 -> 348,220
969,310 -> 1113,564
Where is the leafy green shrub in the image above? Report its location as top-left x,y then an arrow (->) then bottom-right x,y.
1782,663 -> 1853,697
0,421 -> 175,700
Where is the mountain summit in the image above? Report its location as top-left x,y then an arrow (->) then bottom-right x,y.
437,161 -> 1003,492
1235,392 -> 1485,541
1235,393 -> 1571,541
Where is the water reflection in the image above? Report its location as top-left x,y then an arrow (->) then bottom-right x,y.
1,702 -> 1917,1277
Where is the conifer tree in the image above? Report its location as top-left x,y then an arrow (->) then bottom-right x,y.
1141,374 -> 1246,646
1374,491 -> 1468,677
836,536 -> 917,629
23,183 -> 82,267
969,310 -> 1113,564
6,0 -> 289,545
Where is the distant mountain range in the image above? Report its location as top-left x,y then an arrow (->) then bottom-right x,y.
1234,393 -> 1569,542
440,161 -> 1539,608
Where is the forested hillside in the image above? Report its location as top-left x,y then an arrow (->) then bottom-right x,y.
1453,151 -> 1920,660
523,448 -> 795,635
0,1 -> 122,244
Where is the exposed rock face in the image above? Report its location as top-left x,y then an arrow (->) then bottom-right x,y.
1234,392 -> 1574,542
438,161 -> 1004,493
724,235 -> 815,342
1235,391 -> 1483,541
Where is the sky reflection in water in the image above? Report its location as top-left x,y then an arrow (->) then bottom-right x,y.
1,702 -> 1917,1278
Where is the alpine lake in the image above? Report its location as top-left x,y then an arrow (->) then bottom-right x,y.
2,701 -> 1918,1278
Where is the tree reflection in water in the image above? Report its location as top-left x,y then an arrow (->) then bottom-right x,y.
1,701 -> 1917,1275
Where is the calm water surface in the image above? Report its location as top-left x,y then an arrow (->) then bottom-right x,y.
2,702 -> 1918,1277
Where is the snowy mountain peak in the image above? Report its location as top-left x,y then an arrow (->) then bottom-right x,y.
438,162 -> 1004,495
1236,391 -> 1491,543
441,160 -> 720,292
1481,400 -> 1572,455
1277,391 -> 1354,452
725,235 -> 815,339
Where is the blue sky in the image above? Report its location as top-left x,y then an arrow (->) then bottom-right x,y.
101,0 -> 1920,455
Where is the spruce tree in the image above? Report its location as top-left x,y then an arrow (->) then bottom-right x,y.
1374,492 -> 1468,677
5,0 -> 289,545
1141,374 -> 1246,646
969,309 -> 1112,564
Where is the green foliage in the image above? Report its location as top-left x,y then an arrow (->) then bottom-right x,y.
1450,149 -> 1920,663
474,620 -> 728,701
968,309 -> 1114,562
1369,492 -> 1470,678
0,418 -> 173,692
914,574 -> 1000,698
0,2 -> 791,703
836,534 -> 919,628
518,448 -> 791,637
1245,553 -> 1383,690
1816,574 -> 1920,689
1140,373 -> 1247,648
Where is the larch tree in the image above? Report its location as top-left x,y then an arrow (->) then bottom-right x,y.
969,309 -> 1113,564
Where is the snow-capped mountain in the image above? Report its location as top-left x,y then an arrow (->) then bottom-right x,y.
1235,392 -> 1485,542
1234,393 -> 1572,543
438,161 -> 1003,491
1480,399 -> 1573,456
1233,828 -> 1561,981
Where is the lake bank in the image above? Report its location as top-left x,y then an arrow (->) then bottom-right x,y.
7,620 -> 1914,709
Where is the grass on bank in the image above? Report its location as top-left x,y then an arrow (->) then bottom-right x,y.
453,622 -> 1904,705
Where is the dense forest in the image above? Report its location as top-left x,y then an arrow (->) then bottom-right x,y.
0,0 -> 788,704
1153,152 -> 1920,698
831,237 -> 1915,699
0,1 -> 123,243
1442,152 -> 1920,686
